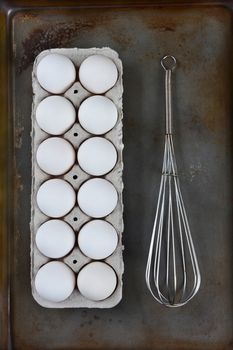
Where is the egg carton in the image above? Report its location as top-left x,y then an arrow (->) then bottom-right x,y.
31,48 -> 124,308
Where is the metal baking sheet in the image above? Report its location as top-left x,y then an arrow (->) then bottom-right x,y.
1,0 -> 233,349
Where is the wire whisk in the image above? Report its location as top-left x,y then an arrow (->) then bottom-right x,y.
145,56 -> 201,307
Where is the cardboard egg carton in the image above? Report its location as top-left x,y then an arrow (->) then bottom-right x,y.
31,48 -> 124,308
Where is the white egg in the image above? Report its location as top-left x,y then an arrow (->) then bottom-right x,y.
78,220 -> 118,260
35,261 -> 75,302
36,220 -> 75,258
79,54 -> 118,94
36,96 -> 76,135
77,137 -> 117,176
77,178 -> 118,218
36,137 -> 75,175
77,262 -> 117,301
78,95 -> 118,135
37,179 -> 76,218
36,53 -> 76,93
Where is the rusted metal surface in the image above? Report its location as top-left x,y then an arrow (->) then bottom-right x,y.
1,1 -> 233,349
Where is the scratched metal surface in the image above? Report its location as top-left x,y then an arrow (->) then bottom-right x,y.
6,2 -> 233,349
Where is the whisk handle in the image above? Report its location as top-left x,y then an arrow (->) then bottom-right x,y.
161,56 -> 177,135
